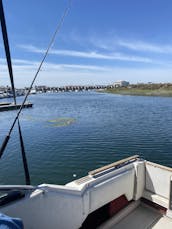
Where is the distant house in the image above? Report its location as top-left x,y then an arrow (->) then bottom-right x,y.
113,80 -> 130,87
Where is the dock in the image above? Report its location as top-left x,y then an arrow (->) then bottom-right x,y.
0,102 -> 33,112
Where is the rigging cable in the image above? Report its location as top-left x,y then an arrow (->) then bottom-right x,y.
0,0 -> 31,184
0,0 -> 72,166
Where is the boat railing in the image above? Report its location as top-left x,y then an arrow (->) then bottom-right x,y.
88,155 -> 140,176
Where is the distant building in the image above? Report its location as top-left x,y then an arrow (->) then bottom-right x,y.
113,80 -> 130,87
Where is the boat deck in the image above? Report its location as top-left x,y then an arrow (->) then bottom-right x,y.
100,202 -> 172,229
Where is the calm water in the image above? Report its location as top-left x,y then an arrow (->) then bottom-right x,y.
1,91 -> 172,185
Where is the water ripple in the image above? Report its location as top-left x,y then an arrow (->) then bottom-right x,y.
1,92 -> 172,185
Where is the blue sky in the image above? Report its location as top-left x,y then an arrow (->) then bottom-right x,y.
1,0 -> 172,87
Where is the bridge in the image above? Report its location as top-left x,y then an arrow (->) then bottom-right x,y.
34,85 -> 115,93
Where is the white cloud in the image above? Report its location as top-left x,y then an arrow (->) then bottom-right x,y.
118,40 -> 172,54
18,44 -> 153,63
1,57 -> 172,87
0,58 -> 109,72
89,36 -> 172,54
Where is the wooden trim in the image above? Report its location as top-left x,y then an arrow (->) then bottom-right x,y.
141,197 -> 167,214
146,161 -> 172,172
89,155 -> 139,176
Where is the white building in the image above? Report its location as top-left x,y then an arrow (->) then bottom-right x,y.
113,80 -> 130,87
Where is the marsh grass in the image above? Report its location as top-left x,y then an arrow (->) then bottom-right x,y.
102,83 -> 172,97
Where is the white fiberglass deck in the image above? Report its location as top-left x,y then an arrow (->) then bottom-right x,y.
1,156 -> 172,229
100,202 -> 172,229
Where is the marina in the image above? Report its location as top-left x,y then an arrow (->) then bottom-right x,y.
0,84 -> 113,99
1,0 -> 172,228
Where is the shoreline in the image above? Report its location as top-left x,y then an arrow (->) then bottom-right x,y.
99,86 -> 172,97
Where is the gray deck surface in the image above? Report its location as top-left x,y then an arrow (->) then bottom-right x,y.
106,203 -> 172,229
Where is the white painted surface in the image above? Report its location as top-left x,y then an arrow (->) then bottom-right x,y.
1,187 -> 85,229
1,158 -> 172,228
143,190 -> 169,208
133,161 -> 145,200
0,162 -> 137,228
146,162 -> 172,199
90,169 -> 135,212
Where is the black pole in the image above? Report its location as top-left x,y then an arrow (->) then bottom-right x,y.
0,0 -> 16,104
0,0 -> 31,185
18,122 -> 31,185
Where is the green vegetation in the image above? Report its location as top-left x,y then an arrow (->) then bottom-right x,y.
47,118 -> 76,127
22,116 -> 76,127
102,83 -> 172,97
